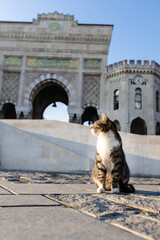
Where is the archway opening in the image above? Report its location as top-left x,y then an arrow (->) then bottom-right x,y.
43,102 -> 69,122
114,120 -> 121,131
82,107 -> 99,126
32,81 -> 69,120
156,122 -> 160,135
2,103 -> 16,119
130,117 -> 147,135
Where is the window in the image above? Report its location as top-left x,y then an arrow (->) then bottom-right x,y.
114,90 -> 119,110
135,88 -> 142,109
156,91 -> 159,112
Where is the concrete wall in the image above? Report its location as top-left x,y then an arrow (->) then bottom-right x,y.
0,120 -> 160,176
120,132 -> 160,176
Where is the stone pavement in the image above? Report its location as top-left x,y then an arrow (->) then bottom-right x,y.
0,171 -> 160,240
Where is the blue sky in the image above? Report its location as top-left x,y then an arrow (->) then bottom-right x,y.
1,0 -> 160,121
0,0 -> 160,65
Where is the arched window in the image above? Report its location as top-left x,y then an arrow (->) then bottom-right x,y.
135,88 -> 142,109
114,90 -> 119,110
156,91 -> 159,112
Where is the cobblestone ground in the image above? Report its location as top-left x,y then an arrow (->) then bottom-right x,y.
1,170 -> 160,185
0,171 -> 93,184
0,170 -> 160,240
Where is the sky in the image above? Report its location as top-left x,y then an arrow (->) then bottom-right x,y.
1,0 -> 160,121
43,102 -> 69,121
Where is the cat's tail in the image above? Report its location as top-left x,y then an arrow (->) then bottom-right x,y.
119,181 -> 135,193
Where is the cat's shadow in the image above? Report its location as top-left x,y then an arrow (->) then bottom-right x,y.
103,190 -> 160,197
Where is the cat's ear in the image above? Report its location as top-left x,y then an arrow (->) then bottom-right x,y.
102,113 -> 108,122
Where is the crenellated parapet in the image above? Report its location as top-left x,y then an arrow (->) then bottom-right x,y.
106,60 -> 160,78
33,11 -> 75,24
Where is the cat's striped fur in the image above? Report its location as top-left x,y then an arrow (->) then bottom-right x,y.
91,113 -> 135,194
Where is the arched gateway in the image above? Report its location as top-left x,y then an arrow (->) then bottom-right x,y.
0,12 -> 111,124
24,73 -> 76,120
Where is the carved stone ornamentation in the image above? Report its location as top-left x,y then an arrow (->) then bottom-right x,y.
1,72 -> 20,102
26,72 -> 77,88
59,73 -> 77,88
26,72 -> 42,85
82,75 -> 100,108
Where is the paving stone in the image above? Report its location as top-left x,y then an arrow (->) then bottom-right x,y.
0,171 -> 160,239
1,170 -> 160,185
49,194 -> 137,217
49,188 -> 160,214
0,171 -> 93,184
131,177 -> 160,185
103,212 -> 160,240
135,184 -> 160,192
99,193 -> 160,213
0,182 -> 95,195
0,206 -> 143,240
48,190 -> 160,239
0,195 -> 60,207
0,186 -> 11,195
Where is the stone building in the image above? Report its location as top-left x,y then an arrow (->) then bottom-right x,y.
106,60 -> 160,135
0,12 -> 113,123
0,12 -> 160,135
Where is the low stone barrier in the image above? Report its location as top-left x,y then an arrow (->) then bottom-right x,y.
0,120 -> 159,176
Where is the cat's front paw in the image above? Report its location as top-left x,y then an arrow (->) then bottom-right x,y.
97,187 -> 105,194
112,188 -> 120,194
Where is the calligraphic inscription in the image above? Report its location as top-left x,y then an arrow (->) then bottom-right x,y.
27,58 -> 78,69
5,57 -> 22,67
84,59 -> 101,69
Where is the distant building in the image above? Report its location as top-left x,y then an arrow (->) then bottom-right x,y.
0,12 -> 159,135
106,60 -> 160,135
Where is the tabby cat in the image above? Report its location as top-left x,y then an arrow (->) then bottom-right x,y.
91,113 -> 135,194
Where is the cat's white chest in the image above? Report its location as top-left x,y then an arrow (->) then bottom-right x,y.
97,130 -> 120,171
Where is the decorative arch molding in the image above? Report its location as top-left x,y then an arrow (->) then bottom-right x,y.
24,73 -> 76,111
83,103 -> 99,109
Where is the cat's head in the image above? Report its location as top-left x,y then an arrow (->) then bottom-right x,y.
90,113 -> 117,136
